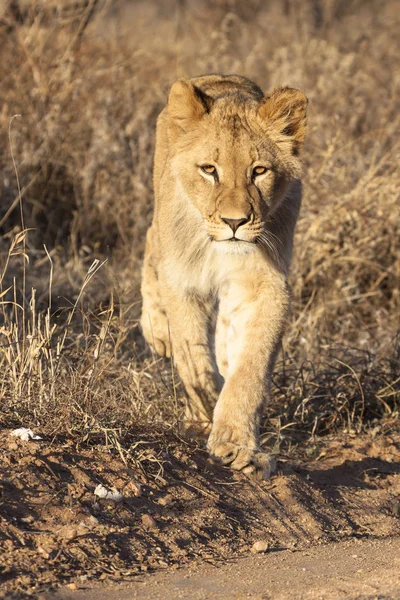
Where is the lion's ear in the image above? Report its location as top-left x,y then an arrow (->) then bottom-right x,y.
168,80 -> 211,130
259,87 -> 308,153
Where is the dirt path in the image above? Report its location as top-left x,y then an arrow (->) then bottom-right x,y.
50,536 -> 400,600
1,431 -> 400,598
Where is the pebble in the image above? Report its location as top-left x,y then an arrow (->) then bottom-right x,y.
131,482 -> 142,496
88,515 -> 99,526
141,514 -> 157,530
20,515 -> 35,524
66,583 -> 77,590
251,540 -> 270,554
158,494 -> 174,507
37,546 -> 50,559
61,527 -> 78,541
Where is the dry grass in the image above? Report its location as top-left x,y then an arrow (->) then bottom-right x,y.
0,0 -> 399,459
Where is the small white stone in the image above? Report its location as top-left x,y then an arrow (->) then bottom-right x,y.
11,428 -> 42,441
251,540 -> 270,554
94,484 -> 123,503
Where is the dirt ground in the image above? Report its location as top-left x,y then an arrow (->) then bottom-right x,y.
1,428 -> 400,599
51,536 -> 400,600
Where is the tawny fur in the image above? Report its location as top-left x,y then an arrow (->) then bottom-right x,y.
141,74 -> 308,478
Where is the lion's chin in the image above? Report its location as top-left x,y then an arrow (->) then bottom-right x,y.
212,239 -> 257,255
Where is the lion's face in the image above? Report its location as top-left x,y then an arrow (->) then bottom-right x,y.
168,81 -> 307,253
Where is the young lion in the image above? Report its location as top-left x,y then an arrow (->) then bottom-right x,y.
141,74 -> 307,478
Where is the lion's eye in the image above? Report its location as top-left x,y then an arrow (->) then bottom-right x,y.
252,166 -> 268,177
201,165 -> 217,175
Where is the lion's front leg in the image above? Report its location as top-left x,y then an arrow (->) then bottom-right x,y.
162,287 -> 222,435
141,228 -> 172,358
208,274 -> 289,478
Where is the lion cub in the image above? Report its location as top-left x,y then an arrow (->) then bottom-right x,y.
141,74 -> 307,478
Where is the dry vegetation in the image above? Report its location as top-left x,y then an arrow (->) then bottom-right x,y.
0,0 -> 399,455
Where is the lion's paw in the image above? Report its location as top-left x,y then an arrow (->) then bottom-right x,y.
207,425 -> 275,480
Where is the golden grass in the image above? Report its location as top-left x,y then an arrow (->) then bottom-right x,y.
0,0 -> 399,456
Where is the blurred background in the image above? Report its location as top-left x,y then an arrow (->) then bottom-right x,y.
0,0 -> 399,445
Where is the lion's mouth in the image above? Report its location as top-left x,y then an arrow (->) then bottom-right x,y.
211,236 -> 254,243
228,237 -> 254,243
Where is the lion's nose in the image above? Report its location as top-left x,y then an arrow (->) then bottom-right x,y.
221,217 -> 250,234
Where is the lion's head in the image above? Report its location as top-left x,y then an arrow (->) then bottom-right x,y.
166,77 -> 307,254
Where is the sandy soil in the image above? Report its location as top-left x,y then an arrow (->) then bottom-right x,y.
51,536 -> 400,600
1,429 -> 400,598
